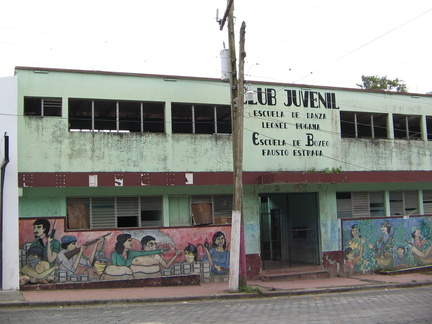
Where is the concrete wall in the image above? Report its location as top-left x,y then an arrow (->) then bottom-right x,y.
16,69 -> 432,174
13,68 -> 432,283
0,76 -> 19,290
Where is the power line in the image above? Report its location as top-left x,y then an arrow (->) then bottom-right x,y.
293,8 -> 432,84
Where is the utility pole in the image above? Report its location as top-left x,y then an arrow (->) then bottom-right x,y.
219,0 -> 247,292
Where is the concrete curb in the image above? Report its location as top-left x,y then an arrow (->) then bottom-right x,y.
1,280 -> 432,309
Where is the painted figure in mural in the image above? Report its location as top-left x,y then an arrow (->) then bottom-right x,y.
184,244 -> 199,263
343,247 -> 365,276
104,233 -> 162,280
20,245 -> 57,285
130,235 -> 181,278
57,235 -> 93,276
348,224 -> 366,255
368,221 -> 394,267
409,226 -> 432,262
203,231 -> 230,275
393,246 -> 410,268
82,238 -> 109,280
30,219 -> 61,267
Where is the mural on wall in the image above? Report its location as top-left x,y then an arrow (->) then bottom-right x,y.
342,216 -> 432,275
19,218 -> 231,285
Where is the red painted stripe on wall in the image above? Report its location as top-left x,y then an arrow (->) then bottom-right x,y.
18,171 -> 432,188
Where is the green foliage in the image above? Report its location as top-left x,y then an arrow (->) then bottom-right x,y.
306,167 -> 341,174
357,75 -> 408,92
239,285 -> 263,294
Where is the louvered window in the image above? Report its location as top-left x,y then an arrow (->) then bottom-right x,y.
190,195 -> 233,225
67,196 -> 162,230
389,190 -> 419,216
140,196 -> 163,227
24,97 -> 62,116
337,191 -> 385,218
423,190 -> 432,214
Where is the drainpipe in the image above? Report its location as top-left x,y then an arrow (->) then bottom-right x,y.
0,133 -> 10,288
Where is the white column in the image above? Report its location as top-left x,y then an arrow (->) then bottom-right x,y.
0,76 -> 20,291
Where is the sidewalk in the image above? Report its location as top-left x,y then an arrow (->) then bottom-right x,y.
1,272 -> 431,308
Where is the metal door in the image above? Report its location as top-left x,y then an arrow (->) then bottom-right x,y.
260,193 -> 320,269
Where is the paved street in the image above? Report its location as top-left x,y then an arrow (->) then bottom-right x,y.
1,286 -> 432,323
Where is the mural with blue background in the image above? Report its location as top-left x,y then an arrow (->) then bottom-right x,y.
342,216 -> 432,275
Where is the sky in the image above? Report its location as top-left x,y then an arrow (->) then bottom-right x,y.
1,0 -> 431,93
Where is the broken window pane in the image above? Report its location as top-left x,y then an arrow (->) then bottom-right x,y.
24,97 -> 62,117
393,114 -> 421,140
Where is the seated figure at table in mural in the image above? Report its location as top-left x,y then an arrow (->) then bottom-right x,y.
57,235 -> 93,277
184,244 -> 199,263
130,235 -> 181,278
367,221 -> 394,267
20,245 -> 57,285
409,226 -> 432,264
203,231 -> 230,275
30,218 -> 61,267
105,234 -> 163,280
393,246 -> 410,268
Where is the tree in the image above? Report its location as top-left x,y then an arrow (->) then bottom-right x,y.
357,75 -> 408,92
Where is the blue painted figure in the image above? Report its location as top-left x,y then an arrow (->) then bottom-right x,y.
203,231 -> 230,275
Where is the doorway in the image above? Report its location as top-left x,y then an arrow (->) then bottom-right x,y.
260,193 -> 320,270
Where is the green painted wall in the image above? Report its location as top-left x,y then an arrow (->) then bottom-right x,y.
17,69 -> 432,174
15,68 -> 432,268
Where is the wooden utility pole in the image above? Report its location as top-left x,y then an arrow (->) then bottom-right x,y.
233,21 -> 247,290
219,0 -> 247,292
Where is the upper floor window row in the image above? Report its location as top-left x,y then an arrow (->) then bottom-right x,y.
24,97 -> 232,135
340,111 -> 431,140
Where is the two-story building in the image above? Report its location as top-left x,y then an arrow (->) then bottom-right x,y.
1,66 -> 432,290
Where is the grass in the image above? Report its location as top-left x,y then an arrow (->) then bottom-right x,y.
239,285 -> 263,294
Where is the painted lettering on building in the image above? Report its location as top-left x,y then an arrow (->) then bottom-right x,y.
246,87 -> 338,160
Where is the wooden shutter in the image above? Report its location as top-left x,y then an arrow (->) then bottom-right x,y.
66,198 -> 90,229
191,196 -> 213,225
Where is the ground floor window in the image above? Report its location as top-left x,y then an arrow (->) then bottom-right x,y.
423,190 -> 432,214
190,195 -> 233,225
66,196 -> 162,230
337,191 -> 385,218
389,190 -> 419,216
337,190 -> 427,218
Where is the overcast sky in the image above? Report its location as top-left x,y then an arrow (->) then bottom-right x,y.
1,0 -> 431,93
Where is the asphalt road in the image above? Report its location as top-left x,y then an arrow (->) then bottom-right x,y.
1,286 -> 432,323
